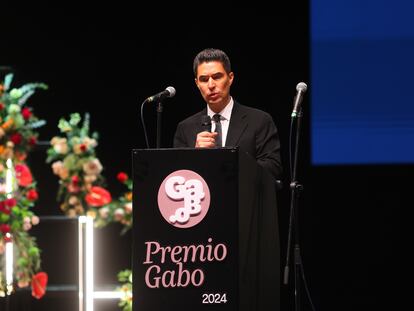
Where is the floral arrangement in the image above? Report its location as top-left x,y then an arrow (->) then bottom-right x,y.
93,171 -> 132,234
46,112 -> 113,217
47,112 -> 134,310
0,73 -> 48,298
116,269 -> 132,311
0,73 -> 46,161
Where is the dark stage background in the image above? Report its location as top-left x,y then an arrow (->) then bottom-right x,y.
1,2 -> 406,311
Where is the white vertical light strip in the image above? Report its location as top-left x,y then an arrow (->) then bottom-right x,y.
5,158 -> 14,199
78,216 -> 85,311
93,291 -> 124,299
5,233 -> 13,295
5,158 -> 15,295
78,216 -> 94,311
85,216 -> 94,311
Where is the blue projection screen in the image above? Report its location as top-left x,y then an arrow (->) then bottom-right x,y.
311,0 -> 414,165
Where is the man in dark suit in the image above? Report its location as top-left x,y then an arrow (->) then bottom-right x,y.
173,48 -> 283,180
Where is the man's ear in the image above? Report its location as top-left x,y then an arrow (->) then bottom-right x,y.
229,72 -> 234,85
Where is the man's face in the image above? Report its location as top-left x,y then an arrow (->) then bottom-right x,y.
195,61 -> 234,113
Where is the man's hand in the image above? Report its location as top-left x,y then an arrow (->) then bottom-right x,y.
195,131 -> 218,148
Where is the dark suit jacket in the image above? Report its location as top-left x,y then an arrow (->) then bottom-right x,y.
173,102 -> 283,180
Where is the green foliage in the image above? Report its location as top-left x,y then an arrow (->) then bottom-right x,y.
0,73 -> 46,297
46,112 -> 109,217
0,73 -> 47,158
116,269 -> 132,311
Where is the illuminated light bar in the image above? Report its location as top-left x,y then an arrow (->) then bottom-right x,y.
93,291 -> 125,299
78,216 -> 94,311
5,233 -> 13,295
5,158 -> 15,198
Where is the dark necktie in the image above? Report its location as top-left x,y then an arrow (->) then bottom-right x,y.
212,114 -> 222,147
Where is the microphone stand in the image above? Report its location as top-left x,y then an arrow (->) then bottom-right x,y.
156,101 -> 163,148
284,106 -> 304,311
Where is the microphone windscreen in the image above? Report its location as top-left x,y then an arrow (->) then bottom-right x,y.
166,86 -> 176,97
296,82 -> 308,92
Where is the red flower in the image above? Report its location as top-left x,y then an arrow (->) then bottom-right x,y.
26,189 -> 39,201
0,102 -> 4,110
71,175 -> 80,184
10,132 -> 23,145
0,224 -> 11,233
22,107 -> 33,120
31,272 -> 48,299
15,163 -> 33,187
28,136 -> 37,146
0,202 -> 11,215
85,186 -> 112,207
117,172 -> 129,183
4,198 -> 17,207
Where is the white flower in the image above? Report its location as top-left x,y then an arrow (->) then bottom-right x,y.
31,215 -> 40,225
52,161 -> 64,175
84,174 -> 97,183
99,207 -> 110,218
82,137 -> 98,149
52,161 -> 69,179
83,158 -> 103,175
114,208 -> 125,221
124,202 -> 133,214
51,137 -> 69,154
68,196 -> 79,205
23,222 -> 32,231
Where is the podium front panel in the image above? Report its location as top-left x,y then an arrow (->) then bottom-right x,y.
133,148 -> 240,310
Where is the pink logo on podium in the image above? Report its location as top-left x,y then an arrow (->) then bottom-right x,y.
157,170 -> 210,228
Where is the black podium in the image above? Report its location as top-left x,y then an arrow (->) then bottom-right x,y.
132,148 -> 280,311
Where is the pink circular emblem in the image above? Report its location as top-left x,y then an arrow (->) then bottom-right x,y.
157,170 -> 210,228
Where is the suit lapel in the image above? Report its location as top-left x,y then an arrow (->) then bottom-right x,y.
225,103 -> 248,147
197,108 -> 208,131
192,109 -> 208,143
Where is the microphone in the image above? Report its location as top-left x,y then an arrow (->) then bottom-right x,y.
291,82 -> 308,117
146,86 -> 176,103
201,115 -> 211,132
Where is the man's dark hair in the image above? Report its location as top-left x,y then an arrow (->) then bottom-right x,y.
193,48 -> 232,77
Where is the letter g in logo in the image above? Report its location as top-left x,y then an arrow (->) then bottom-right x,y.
157,170 -> 210,228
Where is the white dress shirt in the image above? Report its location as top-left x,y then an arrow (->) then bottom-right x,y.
207,97 -> 234,147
